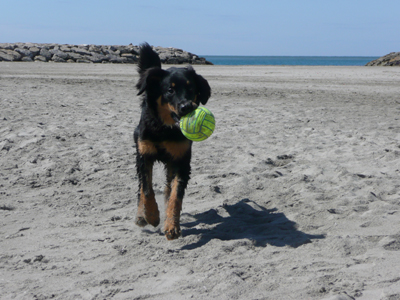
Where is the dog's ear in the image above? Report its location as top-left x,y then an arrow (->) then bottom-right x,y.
137,42 -> 162,75
136,67 -> 167,96
195,74 -> 211,105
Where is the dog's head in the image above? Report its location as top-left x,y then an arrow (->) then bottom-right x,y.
136,44 -> 211,127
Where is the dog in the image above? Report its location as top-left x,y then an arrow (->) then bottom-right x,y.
134,43 -> 211,240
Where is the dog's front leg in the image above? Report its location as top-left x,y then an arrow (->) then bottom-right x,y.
164,162 -> 190,240
135,155 -> 160,227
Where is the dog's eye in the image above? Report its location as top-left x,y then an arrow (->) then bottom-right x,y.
167,87 -> 174,94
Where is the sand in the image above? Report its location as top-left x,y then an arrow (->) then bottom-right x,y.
1,62 -> 400,300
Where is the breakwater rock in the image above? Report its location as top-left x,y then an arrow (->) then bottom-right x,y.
366,52 -> 400,66
0,43 -> 213,65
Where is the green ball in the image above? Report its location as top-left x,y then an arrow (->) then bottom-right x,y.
180,107 -> 215,142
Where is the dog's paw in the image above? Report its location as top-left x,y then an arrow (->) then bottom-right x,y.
136,202 -> 160,227
146,213 -> 160,227
135,213 -> 160,227
164,223 -> 181,240
135,216 -> 148,227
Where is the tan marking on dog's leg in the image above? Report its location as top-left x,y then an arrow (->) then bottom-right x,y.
164,177 -> 182,240
137,190 -> 160,227
164,164 -> 173,204
136,187 -> 159,227
135,160 -> 160,227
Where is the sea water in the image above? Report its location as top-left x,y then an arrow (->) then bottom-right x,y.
202,56 -> 379,66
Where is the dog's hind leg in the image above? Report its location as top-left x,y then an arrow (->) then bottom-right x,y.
135,155 -> 160,227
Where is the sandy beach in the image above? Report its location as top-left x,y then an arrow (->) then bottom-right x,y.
1,62 -> 400,299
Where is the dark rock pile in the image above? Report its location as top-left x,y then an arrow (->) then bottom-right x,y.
366,52 -> 400,66
0,43 -> 213,65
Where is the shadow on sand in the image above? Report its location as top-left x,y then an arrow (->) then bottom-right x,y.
180,198 -> 325,250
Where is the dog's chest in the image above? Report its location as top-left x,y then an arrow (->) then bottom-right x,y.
138,139 -> 191,160
158,141 -> 191,159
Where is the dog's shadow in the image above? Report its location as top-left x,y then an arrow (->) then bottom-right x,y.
180,198 -> 324,250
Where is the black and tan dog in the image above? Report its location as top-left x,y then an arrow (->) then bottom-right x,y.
134,43 -> 211,240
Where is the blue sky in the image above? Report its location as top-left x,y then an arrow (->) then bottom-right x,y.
1,0 -> 398,56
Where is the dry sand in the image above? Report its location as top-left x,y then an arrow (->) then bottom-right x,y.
1,62 -> 400,300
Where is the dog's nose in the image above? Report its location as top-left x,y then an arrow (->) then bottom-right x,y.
179,102 -> 195,116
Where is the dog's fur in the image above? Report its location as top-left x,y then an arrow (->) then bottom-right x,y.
134,43 -> 211,240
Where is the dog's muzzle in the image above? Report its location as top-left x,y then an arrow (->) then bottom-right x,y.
171,101 -> 199,128
179,101 -> 198,117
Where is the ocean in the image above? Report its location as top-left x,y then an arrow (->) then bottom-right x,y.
202,56 -> 379,66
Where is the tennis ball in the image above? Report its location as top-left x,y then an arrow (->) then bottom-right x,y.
180,107 -> 215,142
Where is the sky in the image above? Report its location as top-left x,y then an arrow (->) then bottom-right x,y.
1,0 -> 399,56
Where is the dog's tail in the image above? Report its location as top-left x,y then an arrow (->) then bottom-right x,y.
137,42 -> 161,75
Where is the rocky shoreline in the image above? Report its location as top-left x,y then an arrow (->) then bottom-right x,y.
0,42 -> 213,65
366,52 -> 400,66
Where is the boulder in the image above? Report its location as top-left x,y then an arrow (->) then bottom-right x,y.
121,53 -> 137,62
72,47 -> 92,56
102,48 -> 117,55
15,48 -> 34,59
34,55 -> 47,62
67,52 -> 83,61
158,52 -> 169,63
166,56 -> 187,64
88,45 -> 102,53
78,44 -> 89,50
130,46 -> 140,55
39,48 -> 52,60
87,53 -> 107,63
112,45 -> 132,54
50,49 -> 69,60
60,46 -> 72,52
0,43 -> 16,50
29,47 -> 41,56
109,45 -> 118,52
21,56 -> 33,62
52,55 -> 66,62
106,54 -> 126,63
0,49 -> 22,61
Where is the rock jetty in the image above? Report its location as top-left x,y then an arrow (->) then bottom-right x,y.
0,43 -> 213,65
366,52 -> 400,66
